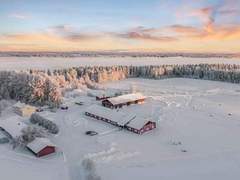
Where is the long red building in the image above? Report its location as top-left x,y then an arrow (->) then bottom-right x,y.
102,93 -> 146,109
85,105 -> 156,134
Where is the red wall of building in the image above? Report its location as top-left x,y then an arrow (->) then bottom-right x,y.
141,122 -> 156,134
37,146 -> 55,157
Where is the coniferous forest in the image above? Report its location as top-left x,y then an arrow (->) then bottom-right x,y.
1,64 -> 240,106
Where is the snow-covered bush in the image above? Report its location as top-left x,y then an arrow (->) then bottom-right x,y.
21,126 -> 47,143
30,113 -> 59,134
11,136 -> 25,149
0,99 -> 12,115
11,125 -> 47,149
82,158 -> 101,180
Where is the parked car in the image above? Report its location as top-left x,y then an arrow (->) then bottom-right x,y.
75,102 -> 84,106
85,131 -> 98,136
36,108 -> 44,112
61,105 -> 68,110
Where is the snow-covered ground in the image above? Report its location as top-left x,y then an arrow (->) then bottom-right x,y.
1,78 -> 240,180
97,78 -> 240,180
1,57 -> 240,70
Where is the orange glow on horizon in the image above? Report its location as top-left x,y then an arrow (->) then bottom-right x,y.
1,25 -> 240,53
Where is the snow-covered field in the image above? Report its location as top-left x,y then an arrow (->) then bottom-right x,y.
1,57 -> 240,70
1,78 -> 240,180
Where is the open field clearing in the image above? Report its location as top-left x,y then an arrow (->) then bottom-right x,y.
1,78 -> 240,180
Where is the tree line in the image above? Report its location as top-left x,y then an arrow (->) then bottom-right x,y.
0,64 -> 240,106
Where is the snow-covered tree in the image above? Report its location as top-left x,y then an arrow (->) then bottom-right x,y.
1,64 -> 240,108
30,113 -> 59,134
12,125 -> 47,149
82,158 -> 101,180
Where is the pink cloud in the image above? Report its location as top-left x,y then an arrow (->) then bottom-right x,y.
116,26 -> 177,42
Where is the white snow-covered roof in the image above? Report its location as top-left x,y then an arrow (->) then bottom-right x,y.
106,93 -> 146,105
127,117 -> 154,130
85,104 -> 136,126
27,137 -> 55,153
13,101 -> 36,110
13,101 -> 26,109
0,117 -> 27,138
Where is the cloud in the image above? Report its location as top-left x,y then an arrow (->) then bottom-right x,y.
184,5 -> 218,33
168,24 -> 240,41
218,0 -> 240,15
46,24 -> 103,41
218,9 -> 239,15
65,33 -> 102,41
1,17 -> 240,53
169,25 -> 201,35
47,25 -> 73,34
46,25 -> 177,42
173,0 -> 240,40
115,26 -> 177,42
118,31 -> 177,41
175,0 -> 240,34
9,13 -> 29,20
1,29 -> 239,53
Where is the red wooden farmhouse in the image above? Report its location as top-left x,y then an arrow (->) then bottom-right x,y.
0,118 -> 56,157
102,93 -> 146,109
27,138 -> 56,157
85,105 -> 156,134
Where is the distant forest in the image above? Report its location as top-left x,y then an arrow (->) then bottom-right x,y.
1,64 -> 240,106
0,52 -> 240,58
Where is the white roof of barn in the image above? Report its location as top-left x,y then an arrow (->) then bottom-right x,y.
27,137 -> 55,153
106,93 -> 146,105
0,117 -> 27,138
85,104 -> 136,126
127,117 -> 153,130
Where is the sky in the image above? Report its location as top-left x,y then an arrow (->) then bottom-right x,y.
0,0 -> 240,53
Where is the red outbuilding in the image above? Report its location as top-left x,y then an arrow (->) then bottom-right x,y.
27,138 -> 56,157
102,93 -> 146,109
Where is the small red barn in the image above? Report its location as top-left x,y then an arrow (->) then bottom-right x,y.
27,138 -> 56,157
